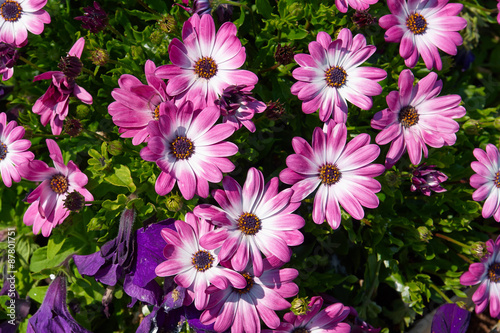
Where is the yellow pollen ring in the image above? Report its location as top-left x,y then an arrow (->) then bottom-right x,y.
325,66 -> 347,88
494,171 -> 500,189
50,174 -> 69,194
237,212 -> 261,235
194,56 -> 218,79
318,164 -> 341,185
406,13 -> 427,35
0,0 -> 22,22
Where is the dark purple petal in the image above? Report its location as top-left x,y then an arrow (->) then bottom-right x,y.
431,303 -> 471,333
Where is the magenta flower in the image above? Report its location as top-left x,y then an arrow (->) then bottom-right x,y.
371,69 -> 465,168
335,0 -> 378,13
155,212 -> 247,310
0,0 -> 50,47
460,235 -> 500,318
291,29 -> 386,123
155,14 -> 257,109
265,296 -> 351,333
74,1 -> 108,33
379,0 -> 467,70
280,120 -> 384,230
108,60 -> 169,145
470,144 -> 500,222
200,261 -> 299,332
20,139 -> 93,237
194,167 -> 304,277
0,42 -> 18,81
140,101 -> 237,200
216,85 -> 267,133
498,1 -> 500,25
410,163 -> 447,196
0,112 -> 34,187
33,37 -> 93,135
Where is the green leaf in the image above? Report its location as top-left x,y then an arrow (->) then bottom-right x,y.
28,286 -> 49,304
102,194 -> 128,211
125,9 -> 160,21
104,165 -> 136,192
47,236 -> 65,260
256,0 -> 274,19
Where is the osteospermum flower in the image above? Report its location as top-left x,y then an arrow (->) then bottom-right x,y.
155,213 -> 247,310
470,144 -> 500,222
0,112 -> 34,187
280,120 -> 384,230
371,69 -> 466,168
19,139 -> 93,236
460,235 -> 500,318
0,42 -> 18,81
379,0 -> 467,70
0,0 -> 50,47
194,167 -> 304,277
140,101 -> 237,200
200,262 -> 299,332
108,60 -> 169,145
33,37 -> 93,135
291,29 -> 386,123
74,1 -> 108,33
335,0 -> 378,13
155,14 -> 257,109
410,163 -> 447,196
264,296 -> 351,333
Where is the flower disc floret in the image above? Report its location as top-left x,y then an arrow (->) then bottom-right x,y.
319,164 -> 341,185
325,66 -> 347,88
398,105 -> 419,128
234,272 -> 254,294
50,174 -> 69,194
192,250 -> 214,272
237,213 -> 261,235
1,0 -> 22,22
194,56 -> 217,79
171,136 -> 194,159
406,13 -> 427,34
0,141 -> 7,159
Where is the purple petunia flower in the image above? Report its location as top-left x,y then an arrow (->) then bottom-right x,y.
33,37 -> 93,135
74,1 -> 108,33
0,42 -> 18,81
0,0 -> 50,47
20,139 -> 93,237
140,101 -> 237,200
470,144 -> 500,222
108,60 -> 169,145
431,303 -> 470,333
155,14 -> 257,109
371,69 -> 466,168
155,212 -> 247,310
291,29 -> 386,123
280,120 -> 385,230
410,163 -> 447,196
460,235 -> 500,318
264,296 -> 351,333
200,261 -> 299,332
0,112 -> 34,187
216,85 -> 267,133
194,167 -> 304,277
379,0 -> 467,71
27,276 -> 91,333
335,0 -> 378,13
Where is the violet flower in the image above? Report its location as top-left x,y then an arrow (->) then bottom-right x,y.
74,1 -> 108,33
0,42 -> 18,81
431,303 -> 470,333
0,278 -> 30,333
177,0 -> 234,23
27,276 -> 91,333
410,164 -> 447,196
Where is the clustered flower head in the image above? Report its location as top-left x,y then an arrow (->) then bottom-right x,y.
74,1 -> 108,33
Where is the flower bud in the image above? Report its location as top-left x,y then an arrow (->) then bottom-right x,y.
352,10 -> 375,28
384,171 -> 401,188
58,56 -> 83,79
64,191 -> 86,212
417,226 -> 432,242
107,140 -> 123,156
470,241 -> 486,259
74,1 -> 108,33
463,119 -> 480,135
265,99 -> 285,120
90,48 -> 109,66
64,119 -> 82,137
274,44 -> 295,66
166,193 -> 183,212
410,164 -> 447,196
290,296 -> 310,316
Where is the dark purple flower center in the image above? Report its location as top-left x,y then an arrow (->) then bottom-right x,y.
50,174 -> 69,194
398,105 -> 419,128
234,272 -> 254,294
0,0 -> 22,22
319,164 -> 342,185
489,263 -> 500,282
194,56 -> 218,79
406,13 -> 427,35
191,250 -> 214,272
325,66 -> 347,88
171,136 -> 194,159
291,328 -> 310,333
237,213 -> 261,235
0,142 -> 7,160
494,171 -> 500,188
58,56 -> 83,79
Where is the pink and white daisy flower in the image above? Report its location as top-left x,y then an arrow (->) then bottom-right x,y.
200,261 -> 299,332
19,139 -> 93,236
155,14 -> 258,110
460,235 -> 500,318
264,296 -> 351,333
140,101 -> 237,200
379,0 -> 467,70
155,212 -> 247,310
279,120 -> 384,230
0,0 -> 50,47
291,29 -> 386,123
470,144 -> 500,222
33,37 -> 93,135
371,69 -> 466,168
194,167 -> 304,277
0,112 -> 34,187
109,60 -> 170,145
335,0 -> 378,13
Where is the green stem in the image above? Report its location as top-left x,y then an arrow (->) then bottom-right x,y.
435,233 -> 470,249
136,0 -> 161,16
259,63 -> 280,73
18,56 -> 46,72
346,125 -> 373,131
83,128 -> 108,142
457,253 -> 474,265
85,200 -> 104,205
82,67 -> 95,76
31,133 -> 69,139
218,0 -> 247,6
106,23 -> 126,40
430,284 -> 453,304
107,59 -> 134,71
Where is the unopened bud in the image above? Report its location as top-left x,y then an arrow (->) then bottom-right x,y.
166,193 -> 183,212
64,119 -> 82,137
90,48 -> 109,66
417,226 -> 432,242
107,140 -> 123,156
290,296 -> 310,316
58,56 -> 83,79
64,191 -> 86,212
384,171 -> 401,188
76,104 -> 90,119
470,241 -> 486,259
463,119 -> 480,135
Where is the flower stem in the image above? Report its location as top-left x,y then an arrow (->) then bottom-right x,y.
136,0 -> 161,16
430,284 -> 453,303
18,56 -> 46,72
435,233 -> 470,249
31,133 -> 69,139
85,200 -> 104,205
106,23 -> 126,40
457,253 -> 474,264
83,128 -> 108,142
260,63 -> 280,73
